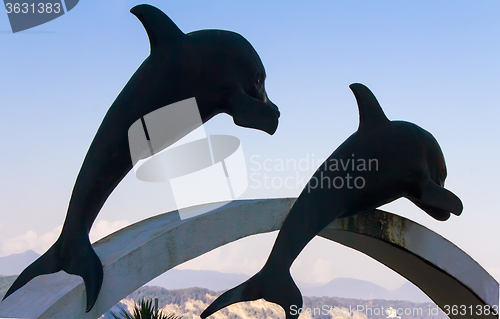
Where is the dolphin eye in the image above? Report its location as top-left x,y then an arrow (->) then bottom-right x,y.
255,73 -> 263,86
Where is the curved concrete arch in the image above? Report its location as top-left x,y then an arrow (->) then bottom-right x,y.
0,198 -> 497,318
318,210 -> 499,319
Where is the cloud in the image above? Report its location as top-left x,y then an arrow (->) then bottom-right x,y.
89,220 -> 130,243
175,232 -> 277,275
0,220 -> 130,257
0,225 -> 62,257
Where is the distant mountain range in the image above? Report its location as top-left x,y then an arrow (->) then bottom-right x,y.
0,251 -> 431,303
147,269 -> 251,292
102,286 -> 446,319
0,250 -> 39,276
148,270 -> 431,303
301,278 -> 431,303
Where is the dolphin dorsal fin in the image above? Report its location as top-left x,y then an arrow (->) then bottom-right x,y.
130,4 -> 185,53
349,83 -> 390,131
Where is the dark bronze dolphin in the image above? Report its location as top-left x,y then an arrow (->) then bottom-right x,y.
3,4 -> 280,311
201,83 -> 462,319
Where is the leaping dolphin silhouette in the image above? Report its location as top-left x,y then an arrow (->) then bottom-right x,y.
201,83 -> 463,319
3,4 -> 280,312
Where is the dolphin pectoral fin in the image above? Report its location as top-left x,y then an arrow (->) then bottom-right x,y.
201,269 -> 302,319
349,83 -> 390,131
408,179 -> 463,220
130,4 -> 185,52
230,91 -> 279,135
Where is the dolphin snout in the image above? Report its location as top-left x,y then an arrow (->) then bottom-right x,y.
270,102 -> 280,118
263,92 -> 280,119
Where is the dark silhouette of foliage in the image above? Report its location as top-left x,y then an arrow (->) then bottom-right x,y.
110,298 -> 182,319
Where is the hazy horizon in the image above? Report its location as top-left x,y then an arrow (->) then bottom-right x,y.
1,0 -> 499,291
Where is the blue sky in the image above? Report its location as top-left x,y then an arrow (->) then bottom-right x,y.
0,1 -> 499,289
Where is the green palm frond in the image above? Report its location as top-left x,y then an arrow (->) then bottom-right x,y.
110,298 -> 182,319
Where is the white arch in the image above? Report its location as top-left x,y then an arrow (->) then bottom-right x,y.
0,198 -> 497,318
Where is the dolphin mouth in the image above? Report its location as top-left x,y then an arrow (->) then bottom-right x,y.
231,93 -> 280,135
407,196 -> 452,221
258,104 -> 279,135
259,100 -> 280,134
406,192 -> 462,221
406,177 -> 463,221
268,100 -> 280,119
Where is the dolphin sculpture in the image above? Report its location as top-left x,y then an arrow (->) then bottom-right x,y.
2,4 -> 280,312
201,83 -> 463,319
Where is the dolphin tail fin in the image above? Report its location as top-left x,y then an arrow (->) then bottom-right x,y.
201,267 -> 302,319
2,235 -> 103,312
64,236 -> 104,312
2,245 -> 60,301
